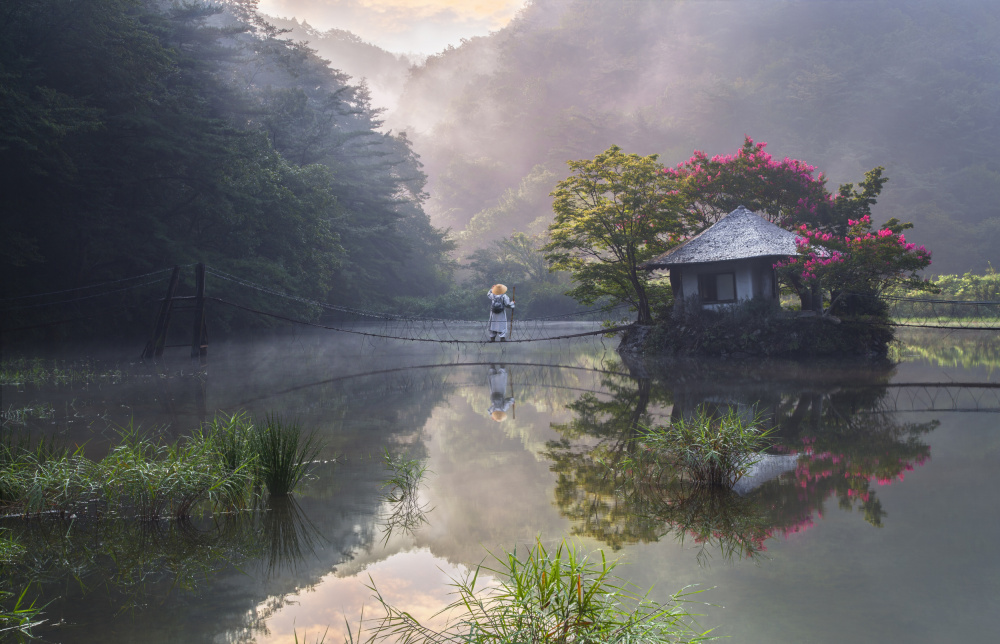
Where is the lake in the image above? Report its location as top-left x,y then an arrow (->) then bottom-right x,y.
2,326 -> 999,643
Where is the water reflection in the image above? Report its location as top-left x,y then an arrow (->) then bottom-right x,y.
897,327 -> 1000,372
378,448 -> 432,545
547,360 -> 939,562
486,365 -> 515,422
5,331 -> 996,643
1,497 -> 321,621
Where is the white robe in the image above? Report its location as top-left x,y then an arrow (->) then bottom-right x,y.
488,292 -> 514,336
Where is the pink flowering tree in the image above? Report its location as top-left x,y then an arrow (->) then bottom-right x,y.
775,215 -> 933,315
663,136 -> 838,231
664,136 -> 892,239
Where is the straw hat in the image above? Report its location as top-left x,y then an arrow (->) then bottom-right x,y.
491,410 -> 508,422
491,284 -> 508,295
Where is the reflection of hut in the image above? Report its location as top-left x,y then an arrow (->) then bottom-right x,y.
732,454 -> 800,496
643,206 -> 798,311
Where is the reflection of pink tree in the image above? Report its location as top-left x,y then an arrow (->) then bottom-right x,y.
768,421 -> 934,528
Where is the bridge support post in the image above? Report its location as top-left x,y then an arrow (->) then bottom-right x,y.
142,265 -> 180,359
190,263 -> 207,360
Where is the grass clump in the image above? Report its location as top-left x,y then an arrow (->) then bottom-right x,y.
1,403 -> 55,427
249,414 -> 322,497
100,427 -> 252,521
0,412 -> 323,519
642,408 -> 772,488
366,538 -> 712,644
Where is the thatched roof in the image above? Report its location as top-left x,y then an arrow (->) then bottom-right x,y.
644,206 -> 798,269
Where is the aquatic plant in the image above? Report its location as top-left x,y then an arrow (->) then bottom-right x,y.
366,538 -> 712,644
379,449 -> 431,543
0,403 -> 55,428
292,626 -> 330,643
643,408 -> 772,488
0,529 -> 23,565
0,412 -> 321,519
1,511 -> 270,620
249,415 -> 322,497
98,427 -> 239,521
191,412 -> 258,508
257,496 -> 323,578
0,586 -> 45,641
0,358 -> 130,387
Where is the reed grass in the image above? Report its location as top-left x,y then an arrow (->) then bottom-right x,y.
99,427 -> 241,521
1,403 -> 55,427
366,538 -> 712,644
191,412 -> 257,508
0,410 -> 321,520
642,408 -> 772,488
0,529 -> 23,565
249,415 -> 321,497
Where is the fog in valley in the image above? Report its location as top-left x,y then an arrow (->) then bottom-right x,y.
282,0 -> 999,275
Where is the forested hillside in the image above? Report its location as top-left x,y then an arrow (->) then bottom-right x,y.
5,0 -> 997,339
266,16 -> 413,113
388,0 -> 999,275
1,0 -> 452,334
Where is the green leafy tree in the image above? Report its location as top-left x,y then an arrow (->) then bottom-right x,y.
467,232 -> 555,286
544,146 -> 682,324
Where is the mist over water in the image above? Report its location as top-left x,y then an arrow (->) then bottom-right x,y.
3,328 -> 1000,643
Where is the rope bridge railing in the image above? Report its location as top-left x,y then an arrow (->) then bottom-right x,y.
203,266 -> 632,345
882,294 -> 1000,330
0,264 -> 630,347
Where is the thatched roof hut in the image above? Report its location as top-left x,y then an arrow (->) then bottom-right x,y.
644,206 -> 798,309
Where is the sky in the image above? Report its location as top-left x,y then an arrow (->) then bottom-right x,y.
257,0 -> 526,55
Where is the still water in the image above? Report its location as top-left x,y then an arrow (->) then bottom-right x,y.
3,326 -> 999,643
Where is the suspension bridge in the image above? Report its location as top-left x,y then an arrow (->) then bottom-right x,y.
3,263 -> 1000,356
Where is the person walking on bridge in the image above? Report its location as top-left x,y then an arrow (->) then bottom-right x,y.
487,284 -> 514,341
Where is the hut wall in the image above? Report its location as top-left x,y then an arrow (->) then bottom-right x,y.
676,258 -> 780,310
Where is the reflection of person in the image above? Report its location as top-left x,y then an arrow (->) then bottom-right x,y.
487,365 -> 515,421
487,284 -> 514,341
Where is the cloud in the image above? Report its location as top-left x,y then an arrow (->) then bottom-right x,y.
258,0 -> 523,54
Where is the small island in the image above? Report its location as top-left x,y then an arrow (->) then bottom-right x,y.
543,139 -> 933,360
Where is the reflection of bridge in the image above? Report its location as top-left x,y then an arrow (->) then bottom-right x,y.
233,360 -> 1000,415
880,383 -> 1000,413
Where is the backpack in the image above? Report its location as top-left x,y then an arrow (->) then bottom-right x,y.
491,297 -> 505,314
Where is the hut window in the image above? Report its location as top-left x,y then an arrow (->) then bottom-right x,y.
698,272 -> 736,303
